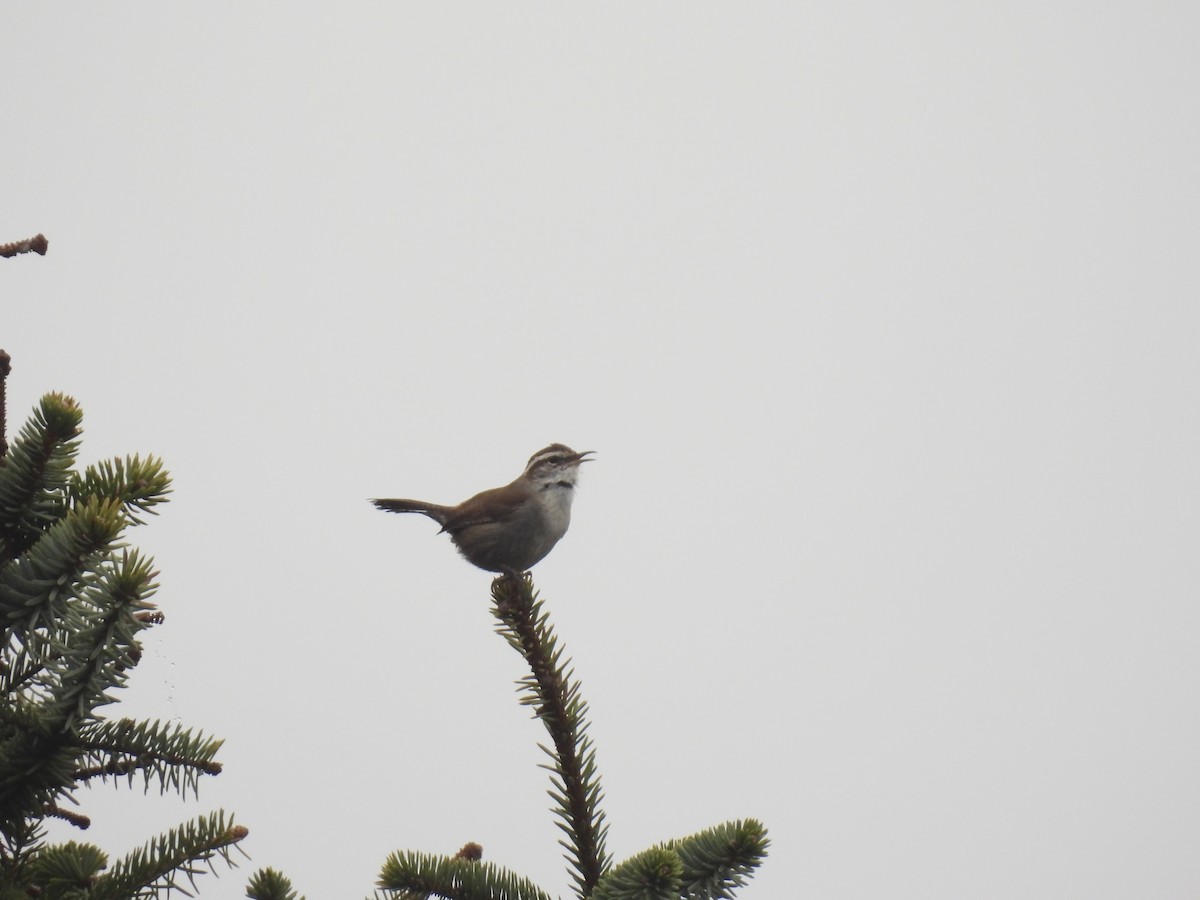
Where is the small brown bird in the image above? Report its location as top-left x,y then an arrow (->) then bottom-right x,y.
371,444 -> 593,574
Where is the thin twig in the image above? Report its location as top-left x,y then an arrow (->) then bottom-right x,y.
44,804 -> 91,830
0,234 -> 49,258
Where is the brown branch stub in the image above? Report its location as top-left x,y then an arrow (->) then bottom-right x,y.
0,234 -> 49,258
74,757 -> 140,782
454,842 -> 483,861
45,804 -> 92,830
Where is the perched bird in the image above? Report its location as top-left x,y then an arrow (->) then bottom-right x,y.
372,444 -> 593,574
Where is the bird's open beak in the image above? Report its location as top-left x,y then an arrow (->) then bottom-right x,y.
574,450 -> 596,464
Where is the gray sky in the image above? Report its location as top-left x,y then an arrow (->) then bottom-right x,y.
5,4 -> 1200,898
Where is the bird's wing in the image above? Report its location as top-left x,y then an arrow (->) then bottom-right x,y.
441,485 -> 523,534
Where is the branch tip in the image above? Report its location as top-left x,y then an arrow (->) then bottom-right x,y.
0,233 -> 49,257
455,842 -> 483,861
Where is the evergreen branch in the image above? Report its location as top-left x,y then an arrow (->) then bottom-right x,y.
0,737 -> 81,849
41,548 -> 158,734
0,388 -> 251,900
25,840 -> 108,895
0,549 -> 160,832
73,755 -> 141,780
0,233 -> 49,258
0,392 -> 82,562
71,455 -> 172,526
247,867 -> 307,900
0,814 -> 45,867
491,574 -> 610,899
377,849 -> 553,900
91,810 -> 248,900
660,819 -> 770,900
44,803 -> 92,829
0,689 -> 85,836
1,547 -> 155,713
77,717 -> 224,797
591,820 -> 769,900
0,642 -> 41,694
591,847 -> 683,900
0,495 -> 124,632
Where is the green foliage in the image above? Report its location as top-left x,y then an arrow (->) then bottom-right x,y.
590,822 -> 773,900
0,392 -> 243,898
247,867 -> 306,900
661,820 -> 770,900
70,455 -> 171,527
0,392 -> 80,563
93,812 -> 247,900
76,717 -> 223,798
491,575 -> 610,898
362,575 -> 768,900
377,850 -> 554,900
22,840 -> 108,899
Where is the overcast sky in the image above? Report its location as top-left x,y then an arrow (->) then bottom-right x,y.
5,4 -> 1200,898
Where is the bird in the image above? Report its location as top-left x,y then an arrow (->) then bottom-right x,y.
371,443 -> 593,574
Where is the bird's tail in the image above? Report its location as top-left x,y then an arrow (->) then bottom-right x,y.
371,498 -> 451,528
